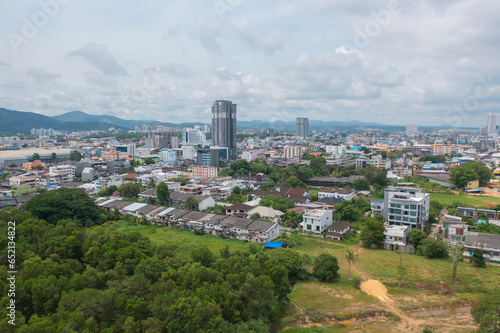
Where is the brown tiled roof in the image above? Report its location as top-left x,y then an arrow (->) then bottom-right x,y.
226,203 -> 253,211
338,188 -> 354,194
286,188 -> 307,196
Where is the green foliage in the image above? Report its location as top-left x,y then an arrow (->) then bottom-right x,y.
144,158 -> 156,165
250,213 -> 261,220
417,238 -> 448,259
118,183 -> 143,198
226,193 -> 246,205
172,177 -> 188,186
282,176 -> 307,189
313,253 -> 339,282
281,211 -> 302,228
310,156 -> 328,176
184,197 -> 199,211
50,152 -> 58,163
156,182 -> 170,204
23,188 -> 100,225
475,223 -> 500,235
0,209 -> 292,331
471,289 -> 500,332
69,150 -> 83,161
408,229 -> 428,248
450,161 -> 494,188
359,219 -> 385,247
259,195 -> 294,212
232,186 -> 241,195
353,178 -> 370,191
419,155 -> 446,163
471,249 -> 486,268
32,152 -> 40,160
98,185 -> 118,197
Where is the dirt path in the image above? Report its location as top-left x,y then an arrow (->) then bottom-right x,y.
352,252 -> 476,332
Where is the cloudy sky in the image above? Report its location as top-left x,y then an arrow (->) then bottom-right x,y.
0,0 -> 499,127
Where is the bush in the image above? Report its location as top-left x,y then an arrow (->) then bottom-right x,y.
417,238 -> 448,259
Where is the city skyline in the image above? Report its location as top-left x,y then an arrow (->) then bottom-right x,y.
0,1 -> 499,127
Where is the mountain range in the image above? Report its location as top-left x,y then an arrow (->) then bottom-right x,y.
1,108 -> 454,135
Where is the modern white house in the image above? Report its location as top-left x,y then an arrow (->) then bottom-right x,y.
384,225 -> 411,249
302,209 -> 332,234
383,186 -> 429,230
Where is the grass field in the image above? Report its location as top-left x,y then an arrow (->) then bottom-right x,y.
109,221 -> 257,253
429,193 -> 500,207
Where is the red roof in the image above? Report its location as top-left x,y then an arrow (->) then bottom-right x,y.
320,187 -> 335,193
338,188 -> 354,194
286,188 -> 307,196
124,173 -> 137,180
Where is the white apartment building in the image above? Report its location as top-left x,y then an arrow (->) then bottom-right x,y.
302,209 -> 332,234
325,145 -> 346,157
284,146 -> 301,159
383,186 -> 429,230
159,149 -> 177,164
241,151 -> 257,162
49,165 -> 76,183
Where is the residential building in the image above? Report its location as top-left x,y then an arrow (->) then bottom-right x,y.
192,166 -> 218,178
383,186 -> 430,230
284,146 -> 301,159
406,124 -> 418,134
325,221 -> 351,240
184,129 -> 206,145
22,160 -> 45,170
211,100 -> 237,149
241,151 -> 257,162
159,149 -> 177,164
432,144 -> 452,155
226,203 -> 254,217
371,200 -> 384,216
296,117 -> 309,138
463,232 -> 500,264
384,225 -> 411,250
325,145 -> 346,157
487,114 -> 496,136
302,209 -> 332,234
145,131 -> 179,149
81,167 -> 97,182
197,148 -> 220,167
337,188 -> 355,201
48,165 -> 76,183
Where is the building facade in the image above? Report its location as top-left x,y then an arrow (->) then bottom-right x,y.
383,186 -> 430,230
296,117 -> 309,138
211,100 -> 237,149
302,209 -> 332,234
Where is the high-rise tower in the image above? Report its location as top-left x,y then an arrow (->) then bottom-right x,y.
211,100 -> 237,149
296,117 -> 309,138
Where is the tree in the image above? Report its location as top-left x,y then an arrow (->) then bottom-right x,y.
23,188 -> 100,225
147,178 -> 156,190
51,152 -> 58,163
69,150 -> 83,161
184,197 -> 199,211
471,249 -> 486,268
313,253 -> 339,282
250,213 -> 261,220
144,158 -> 155,165
32,153 -> 40,161
448,244 -> 463,286
118,183 -> 143,198
232,186 -> 241,195
281,210 -> 302,228
345,251 -> 358,279
353,178 -> 370,191
282,176 -> 307,189
471,289 -> 500,332
97,185 -> 119,197
259,195 -> 294,212
417,238 -> 448,259
310,156 -> 328,176
359,218 -> 385,247
408,229 -> 428,248
450,161 -> 493,188
156,182 -> 170,204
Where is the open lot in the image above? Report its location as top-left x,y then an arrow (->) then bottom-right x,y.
429,192 -> 500,207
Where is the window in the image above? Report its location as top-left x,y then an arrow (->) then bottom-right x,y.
404,205 -> 409,209
410,205 -> 417,210
410,211 -> 417,216
307,224 -> 312,230
403,217 -> 409,222
316,226 -> 320,231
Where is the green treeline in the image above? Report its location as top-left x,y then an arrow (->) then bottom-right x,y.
0,207 -> 310,333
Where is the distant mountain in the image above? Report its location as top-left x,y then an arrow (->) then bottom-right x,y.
0,108 -> 126,134
54,111 -> 157,129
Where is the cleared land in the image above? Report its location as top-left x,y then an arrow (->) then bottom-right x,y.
429,193 -> 500,207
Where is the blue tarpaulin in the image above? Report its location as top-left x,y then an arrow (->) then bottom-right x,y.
265,242 -> 286,249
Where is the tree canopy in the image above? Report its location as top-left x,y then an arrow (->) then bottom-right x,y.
156,182 -> 170,204
313,253 -> 339,282
450,161 -> 493,188
359,218 -> 385,247
23,188 -> 100,225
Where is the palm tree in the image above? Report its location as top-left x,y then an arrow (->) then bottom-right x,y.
345,250 -> 358,279
147,178 -> 156,189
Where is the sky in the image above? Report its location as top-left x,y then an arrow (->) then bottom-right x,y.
0,0 -> 499,127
